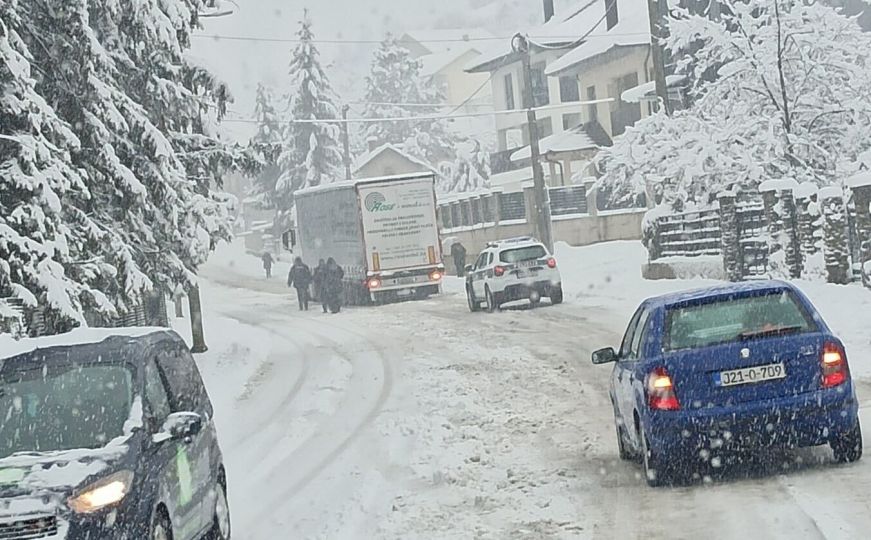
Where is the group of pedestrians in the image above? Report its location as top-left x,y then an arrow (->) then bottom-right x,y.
286,257 -> 345,314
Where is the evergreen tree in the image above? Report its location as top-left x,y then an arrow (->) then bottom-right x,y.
275,10 -> 343,214
444,138 -> 491,193
250,83 -> 284,208
362,35 -> 456,167
0,7 -> 115,330
8,0 -> 241,327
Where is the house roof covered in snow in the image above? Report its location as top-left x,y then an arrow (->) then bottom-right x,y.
510,121 -> 613,162
466,0 -> 650,75
353,143 -> 439,175
545,0 -> 651,76
400,28 -> 495,57
620,75 -> 686,103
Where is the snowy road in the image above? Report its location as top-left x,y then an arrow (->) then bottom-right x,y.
194,263 -> 871,539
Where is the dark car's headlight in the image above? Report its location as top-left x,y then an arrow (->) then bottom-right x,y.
68,470 -> 134,514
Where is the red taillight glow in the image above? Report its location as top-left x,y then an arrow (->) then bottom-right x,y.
547,257 -> 557,269
429,270 -> 443,281
367,278 -> 382,290
821,342 -> 848,388
647,367 -> 680,411
494,266 -> 506,277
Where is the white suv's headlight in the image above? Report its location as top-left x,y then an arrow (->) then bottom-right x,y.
68,470 -> 134,514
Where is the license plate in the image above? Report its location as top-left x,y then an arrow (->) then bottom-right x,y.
396,288 -> 413,296
518,260 -> 538,267
516,269 -> 539,278
397,277 -> 417,285
715,363 -> 786,387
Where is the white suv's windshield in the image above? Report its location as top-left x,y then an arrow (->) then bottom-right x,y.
499,246 -> 547,263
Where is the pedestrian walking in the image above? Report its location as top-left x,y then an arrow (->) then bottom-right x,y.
287,257 -> 313,311
261,252 -> 274,278
450,241 -> 467,277
313,259 -> 328,313
323,257 -> 345,314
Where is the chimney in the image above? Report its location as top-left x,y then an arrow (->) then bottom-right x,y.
543,0 -> 555,22
367,136 -> 380,152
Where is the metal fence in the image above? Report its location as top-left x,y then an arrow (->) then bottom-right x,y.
549,185 -> 588,216
656,209 -> 721,258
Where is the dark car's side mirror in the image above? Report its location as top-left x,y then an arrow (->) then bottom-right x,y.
153,412 -> 203,444
592,347 -> 618,365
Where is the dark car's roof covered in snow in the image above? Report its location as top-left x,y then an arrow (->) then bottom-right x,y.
0,328 -> 183,367
645,280 -> 797,309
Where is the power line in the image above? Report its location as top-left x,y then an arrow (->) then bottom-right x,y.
221,99 -> 614,125
191,32 -> 650,45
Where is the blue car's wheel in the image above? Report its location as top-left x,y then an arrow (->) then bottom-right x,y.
640,426 -> 668,487
832,422 -> 863,464
616,423 -> 634,461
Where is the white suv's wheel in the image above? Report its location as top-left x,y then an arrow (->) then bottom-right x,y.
485,286 -> 499,313
466,287 -> 481,312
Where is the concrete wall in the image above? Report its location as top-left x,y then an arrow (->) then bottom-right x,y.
441,209 -> 645,274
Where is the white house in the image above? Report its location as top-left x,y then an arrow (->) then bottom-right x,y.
465,0 -> 653,190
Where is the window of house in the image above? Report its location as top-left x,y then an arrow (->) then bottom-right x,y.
559,76 -> 580,103
586,86 -> 598,122
609,72 -> 642,136
606,0 -> 619,30
562,113 -> 582,130
504,73 -> 515,110
530,63 -> 549,107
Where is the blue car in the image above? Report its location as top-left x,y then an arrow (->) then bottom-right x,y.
592,280 -> 862,486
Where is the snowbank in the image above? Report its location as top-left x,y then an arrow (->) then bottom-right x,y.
759,178 -> 799,193
554,240 -> 871,379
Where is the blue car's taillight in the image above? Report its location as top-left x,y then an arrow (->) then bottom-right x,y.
646,367 -> 681,411
822,341 -> 849,388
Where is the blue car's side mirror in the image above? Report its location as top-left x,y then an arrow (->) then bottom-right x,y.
592,347 -> 618,365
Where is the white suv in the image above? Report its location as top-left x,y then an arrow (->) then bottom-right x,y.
465,237 -> 563,312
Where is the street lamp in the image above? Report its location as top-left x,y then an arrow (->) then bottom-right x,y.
510,33 -> 553,251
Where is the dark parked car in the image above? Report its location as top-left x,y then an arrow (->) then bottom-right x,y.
0,328 -> 230,539
592,280 -> 861,486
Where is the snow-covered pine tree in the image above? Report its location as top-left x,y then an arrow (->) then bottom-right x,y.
597,0 -> 871,211
445,139 -> 491,193
0,7 -> 116,331
362,35 -> 456,167
250,83 -> 285,208
275,10 -> 343,214
15,0 -> 239,323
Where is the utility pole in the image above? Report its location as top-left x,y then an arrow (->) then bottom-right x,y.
341,105 -> 352,180
512,33 -> 553,251
646,0 -> 672,116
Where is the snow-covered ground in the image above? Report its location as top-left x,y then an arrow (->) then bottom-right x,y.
178,239 -> 871,538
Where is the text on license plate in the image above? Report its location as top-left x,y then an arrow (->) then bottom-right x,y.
715,363 -> 786,387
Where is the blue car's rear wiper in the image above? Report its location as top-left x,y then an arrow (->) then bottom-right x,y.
738,325 -> 804,340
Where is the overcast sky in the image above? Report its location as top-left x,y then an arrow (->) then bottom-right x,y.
190,0 -> 551,141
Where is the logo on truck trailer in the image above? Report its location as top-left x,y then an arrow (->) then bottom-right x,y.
364,192 -> 396,212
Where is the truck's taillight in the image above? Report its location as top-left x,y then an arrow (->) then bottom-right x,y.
647,367 -> 680,411
367,278 -> 382,290
546,257 -> 557,269
494,266 -> 506,277
429,270 -> 443,281
821,341 -> 848,388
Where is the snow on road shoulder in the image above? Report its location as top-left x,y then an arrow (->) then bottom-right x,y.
554,240 -> 871,379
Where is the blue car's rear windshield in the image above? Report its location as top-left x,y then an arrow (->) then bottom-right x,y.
664,291 -> 817,352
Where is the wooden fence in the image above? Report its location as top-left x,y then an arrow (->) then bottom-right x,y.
648,187 -> 870,283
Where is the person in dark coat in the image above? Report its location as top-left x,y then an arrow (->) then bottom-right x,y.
287,257 -> 313,311
323,257 -> 345,314
312,259 -> 328,313
261,252 -> 274,278
450,241 -> 467,277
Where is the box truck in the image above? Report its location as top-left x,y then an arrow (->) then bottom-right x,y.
294,172 -> 444,304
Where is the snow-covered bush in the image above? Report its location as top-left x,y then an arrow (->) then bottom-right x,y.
597,0 -> 871,210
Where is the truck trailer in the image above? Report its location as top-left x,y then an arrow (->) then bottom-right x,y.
294,172 -> 444,304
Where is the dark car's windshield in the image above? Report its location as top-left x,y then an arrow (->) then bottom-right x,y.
664,291 -> 817,351
0,363 -> 135,459
500,246 -> 547,263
